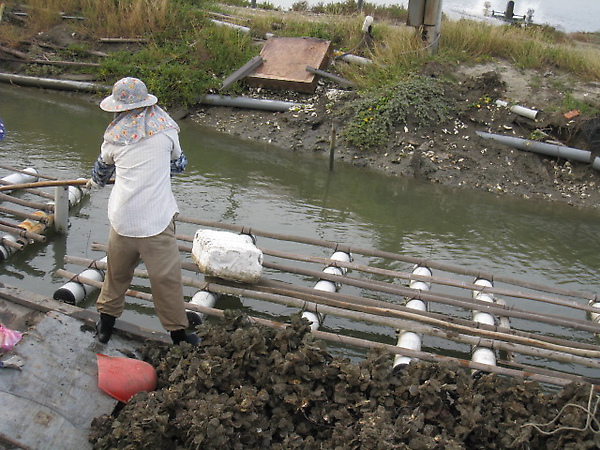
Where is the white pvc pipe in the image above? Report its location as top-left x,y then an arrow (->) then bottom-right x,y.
0,234 -> 18,261
187,290 -> 220,325
477,131 -> 600,170
199,94 -> 301,112
393,265 -> 431,368
68,178 -> 90,207
1,167 -> 38,185
510,104 -> 538,120
302,251 -> 352,330
210,19 -> 251,34
0,72 -> 111,93
338,53 -> 373,65
53,257 -> 107,304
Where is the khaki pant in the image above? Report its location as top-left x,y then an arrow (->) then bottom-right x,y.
96,219 -> 188,331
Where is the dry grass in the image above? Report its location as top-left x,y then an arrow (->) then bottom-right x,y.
21,0 -> 173,36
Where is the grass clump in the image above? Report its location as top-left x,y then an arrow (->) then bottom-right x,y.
343,76 -> 453,151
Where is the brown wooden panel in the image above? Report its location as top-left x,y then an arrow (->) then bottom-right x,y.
247,37 -> 332,93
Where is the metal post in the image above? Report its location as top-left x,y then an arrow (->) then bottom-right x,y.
329,120 -> 338,172
54,186 -> 69,234
423,0 -> 443,55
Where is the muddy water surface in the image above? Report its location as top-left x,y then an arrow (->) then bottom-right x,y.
1,83 -> 599,376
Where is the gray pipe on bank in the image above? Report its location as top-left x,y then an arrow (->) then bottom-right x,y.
0,72 -> 110,93
199,94 -> 300,112
477,131 -> 600,170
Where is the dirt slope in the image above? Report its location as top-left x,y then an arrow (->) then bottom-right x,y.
192,59 -> 600,209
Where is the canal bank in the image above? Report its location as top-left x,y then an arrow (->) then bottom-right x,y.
188,56 -> 600,210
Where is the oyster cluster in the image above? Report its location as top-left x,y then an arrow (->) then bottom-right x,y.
90,312 -> 599,449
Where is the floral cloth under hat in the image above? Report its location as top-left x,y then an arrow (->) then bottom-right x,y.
103,105 -> 180,145
100,77 -> 158,112
100,78 -> 178,145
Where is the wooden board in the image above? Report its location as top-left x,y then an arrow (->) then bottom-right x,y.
246,37 -> 332,93
0,309 -> 146,449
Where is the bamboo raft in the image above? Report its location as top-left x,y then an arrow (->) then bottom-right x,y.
57,214 -> 600,389
1,165 -> 600,392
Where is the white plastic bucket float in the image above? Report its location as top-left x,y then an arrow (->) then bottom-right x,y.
53,257 -> 107,304
187,290 -> 220,326
471,277 -> 497,367
393,265 -> 431,369
1,167 -> 39,185
302,251 -> 352,330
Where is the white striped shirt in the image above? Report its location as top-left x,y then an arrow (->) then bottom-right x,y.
101,129 -> 182,237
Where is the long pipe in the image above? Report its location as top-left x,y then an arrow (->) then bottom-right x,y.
198,94 -> 300,112
0,178 -> 108,192
477,131 -> 600,170
0,72 -> 110,93
259,247 -> 600,315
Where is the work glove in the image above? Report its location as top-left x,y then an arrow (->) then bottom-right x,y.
85,178 -> 101,190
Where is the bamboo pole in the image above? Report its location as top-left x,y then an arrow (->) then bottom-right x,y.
63,255 -> 600,365
0,206 -> 52,222
260,247 -> 600,315
175,232 -> 600,316
94,240 -> 600,353
0,181 -> 55,200
262,259 -> 600,335
175,216 -> 598,302
0,237 -> 24,250
53,268 -> 600,389
0,164 -> 58,180
0,222 -> 46,242
0,193 -> 54,211
254,278 -> 600,361
262,259 -> 600,334
0,179 -> 100,192
207,282 -> 600,370
246,277 -> 600,352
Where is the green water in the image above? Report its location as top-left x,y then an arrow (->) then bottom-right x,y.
1,83 -> 599,377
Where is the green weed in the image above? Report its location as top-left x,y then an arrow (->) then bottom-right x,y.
343,76 -> 453,151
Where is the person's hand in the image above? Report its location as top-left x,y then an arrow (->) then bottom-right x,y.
85,178 -> 101,190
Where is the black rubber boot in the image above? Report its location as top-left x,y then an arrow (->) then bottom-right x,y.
170,329 -> 200,346
96,313 -> 116,344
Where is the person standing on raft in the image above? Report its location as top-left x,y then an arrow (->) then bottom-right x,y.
89,77 -> 199,346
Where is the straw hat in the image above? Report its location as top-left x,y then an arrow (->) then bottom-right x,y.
100,77 -> 158,112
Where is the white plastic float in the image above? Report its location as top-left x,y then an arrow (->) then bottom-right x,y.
393,265 -> 431,369
53,257 -> 107,304
471,278 -> 497,367
302,251 -> 352,331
